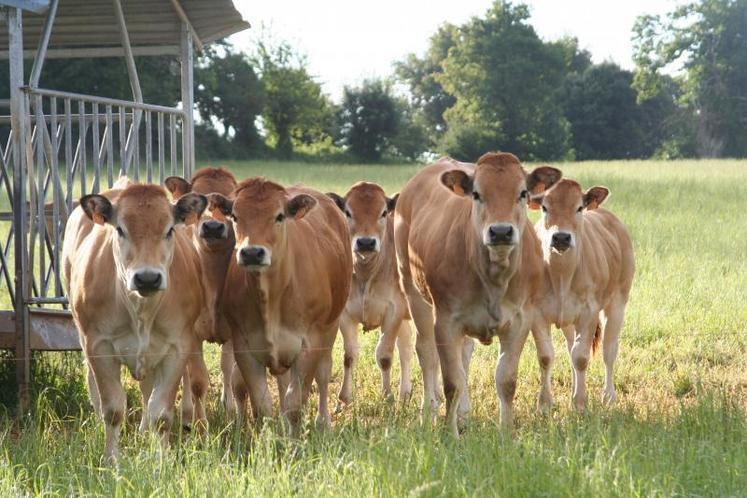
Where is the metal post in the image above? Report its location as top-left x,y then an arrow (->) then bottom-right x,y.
180,22 -> 194,179
9,7 -> 30,413
112,0 -> 143,173
28,0 -> 59,88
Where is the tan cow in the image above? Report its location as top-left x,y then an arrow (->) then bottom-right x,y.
529,179 -> 634,411
394,153 -> 562,435
209,178 -> 352,435
327,182 -> 413,406
62,182 -> 207,462
165,167 -> 239,420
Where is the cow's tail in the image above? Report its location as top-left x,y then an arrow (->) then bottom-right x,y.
591,320 -> 602,356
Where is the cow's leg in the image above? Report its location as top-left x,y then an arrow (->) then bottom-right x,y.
139,373 -> 155,433
147,346 -> 189,450
220,340 -> 237,414
458,337 -> 474,419
231,363 -> 249,424
237,355 -> 272,423
377,314 -> 402,400
531,322 -> 555,413
495,325 -> 530,430
570,317 -> 596,412
405,289 -> 440,425
602,301 -> 626,405
283,360 -> 305,438
275,371 -> 290,413
561,325 -> 576,398
337,314 -> 359,407
86,342 -> 126,464
85,362 -> 102,416
182,343 -> 209,430
232,330 -> 272,423
434,314 -> 468,437
179,367 -> 194,429
314,329 -> 336,431
396,321 -> 414,402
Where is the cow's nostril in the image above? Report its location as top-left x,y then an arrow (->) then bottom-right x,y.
134,271 -> 162,290
488,225 -> 514,244
240,246 -> 268,265
551,232 -> 572,247
356,237 -> 377,252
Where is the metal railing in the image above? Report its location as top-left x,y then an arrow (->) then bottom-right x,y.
0,87 -> 189,311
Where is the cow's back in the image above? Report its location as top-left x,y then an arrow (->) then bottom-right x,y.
396,159 -> 478,304
286,186 -> 352,324
581,208 -> 635,301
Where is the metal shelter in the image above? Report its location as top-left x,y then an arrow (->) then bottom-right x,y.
0,0 -> 250,411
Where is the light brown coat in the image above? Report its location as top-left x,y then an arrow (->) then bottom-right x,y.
394,153 -> 561,434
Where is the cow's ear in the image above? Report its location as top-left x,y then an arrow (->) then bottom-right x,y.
80,194 -> 115,226
582,186 -> 609,210
440,170 -> 473,196
326,192 -> 346,211
164,176 -> 192,199
286,194 -> 317,220
206,193 -> 234,220
526,166 -> 562,197
386,193 -> 399,212
174,193 -> 207,226
528,194 -> 544,211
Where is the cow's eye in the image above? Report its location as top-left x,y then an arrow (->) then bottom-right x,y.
230,214 -> 238,222
275,213 -> 285,223
116,227 -> 125,238
380,210 -> 387,219
519,190 -> 528,201
577,206 -> 584,213
166,227 -> 174,239
345,209 -> 352,219
541,205 -> 548,213
472,191 -> 481,202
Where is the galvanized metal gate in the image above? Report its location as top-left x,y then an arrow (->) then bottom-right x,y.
0,0 -> 249,411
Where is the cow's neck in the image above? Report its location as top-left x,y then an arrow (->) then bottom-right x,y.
197,239 -> 233,305
113,254 -> 164,381
469,226 -> 522,322
546,230 -> 583,322
250,241 -> 293,326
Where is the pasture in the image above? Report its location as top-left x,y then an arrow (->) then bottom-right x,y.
1,159 -> 746,496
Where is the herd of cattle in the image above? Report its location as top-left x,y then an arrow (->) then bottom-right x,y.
60,151 -> 634,462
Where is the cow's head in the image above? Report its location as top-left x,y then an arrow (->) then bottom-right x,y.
530,178 -> 609,254
80,184 -> 206,297
208,178 -> 316,272
441,152 -> 562,260
327,182 -> 397,257
165,167 -> 237,249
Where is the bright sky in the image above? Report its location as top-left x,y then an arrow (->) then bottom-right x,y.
229,0 -> 684,101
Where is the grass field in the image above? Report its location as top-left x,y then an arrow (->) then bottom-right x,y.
1,159 -> 746,496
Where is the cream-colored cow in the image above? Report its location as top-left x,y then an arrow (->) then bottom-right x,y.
529,178 -> 634,411
395,153 -> 562,435
62,182 -> 207,462
327,182 -> 413,406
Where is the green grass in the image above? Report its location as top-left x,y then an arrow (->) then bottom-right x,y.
1,159 -> 746,496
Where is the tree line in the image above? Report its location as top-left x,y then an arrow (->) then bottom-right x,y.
2,0 -> 745,162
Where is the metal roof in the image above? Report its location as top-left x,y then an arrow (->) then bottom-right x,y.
0,0 -> 250,57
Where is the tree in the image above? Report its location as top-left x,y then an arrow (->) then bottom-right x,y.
395,24 -> 458,146
633,0 -> 747,157
563,63 -> 648,160
253,40 -> 334,158
195,44 -> 264,155
337,79 -> 400,162
436,1 -> 574,161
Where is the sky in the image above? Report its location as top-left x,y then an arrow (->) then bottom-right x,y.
228,0 -> 685,101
